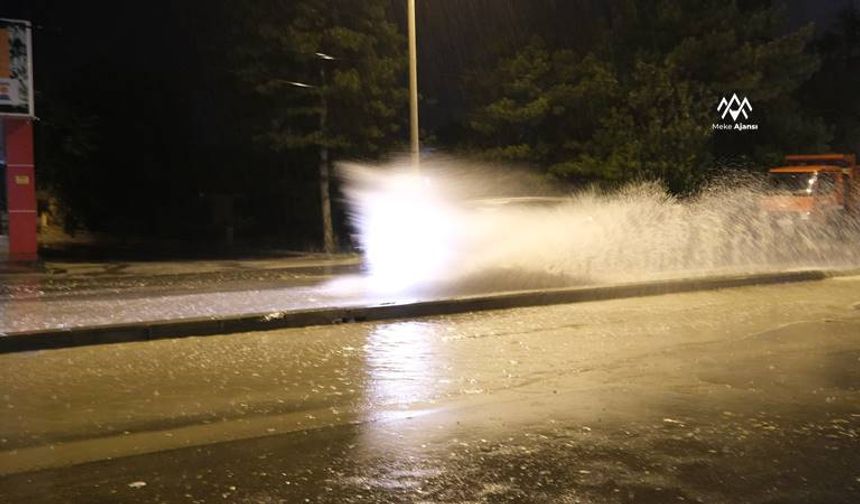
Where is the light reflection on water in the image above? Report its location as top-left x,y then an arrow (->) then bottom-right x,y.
357,321 -> 449,465
364,321 -> 440,411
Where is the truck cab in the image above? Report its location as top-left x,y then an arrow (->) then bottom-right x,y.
761,154 -> 858,224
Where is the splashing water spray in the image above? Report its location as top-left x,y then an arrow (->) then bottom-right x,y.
336,157 -> 860,296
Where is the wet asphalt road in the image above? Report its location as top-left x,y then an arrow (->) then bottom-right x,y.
1,277 -> 859,503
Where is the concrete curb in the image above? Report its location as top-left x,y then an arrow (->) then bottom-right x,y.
0,269 -> 836,354
823,268 -> 860,278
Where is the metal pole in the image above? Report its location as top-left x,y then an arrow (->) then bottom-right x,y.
319,64 -> 335,254
407,0 -> 420,169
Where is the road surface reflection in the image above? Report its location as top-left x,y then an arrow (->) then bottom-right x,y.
364,321 -> 440,412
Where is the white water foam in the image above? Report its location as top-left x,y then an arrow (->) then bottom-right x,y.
338,157 -> 860,296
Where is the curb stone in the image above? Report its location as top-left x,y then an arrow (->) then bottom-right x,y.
0,269 -> 835,354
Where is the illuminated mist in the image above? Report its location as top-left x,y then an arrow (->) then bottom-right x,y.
339,157 -> 860,295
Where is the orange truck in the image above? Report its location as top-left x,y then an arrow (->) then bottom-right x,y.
761,154 -> 859,226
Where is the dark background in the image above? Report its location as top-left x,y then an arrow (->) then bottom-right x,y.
2,0 -> 858,254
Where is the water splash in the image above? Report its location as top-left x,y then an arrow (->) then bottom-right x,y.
340,157 -> 860,295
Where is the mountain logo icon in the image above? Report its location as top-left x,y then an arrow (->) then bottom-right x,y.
717,93 -> 753,122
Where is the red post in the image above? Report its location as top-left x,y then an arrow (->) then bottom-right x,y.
4,117 -> 37,262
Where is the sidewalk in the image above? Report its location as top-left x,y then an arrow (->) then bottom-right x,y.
0,254 -> 363,317
0,253 -> 369,342
0,253 -> 360,279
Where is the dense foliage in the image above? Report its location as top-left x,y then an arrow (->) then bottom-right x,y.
234,0 -> 407,158
462,0 -> 836,192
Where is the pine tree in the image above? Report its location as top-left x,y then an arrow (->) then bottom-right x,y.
464,0 -> 827,193
235,0 -> 407,251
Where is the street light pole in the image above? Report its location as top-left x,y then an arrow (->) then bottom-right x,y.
318,63 -> 335,255
407,0 -> 420,169
315,52 -> 336,254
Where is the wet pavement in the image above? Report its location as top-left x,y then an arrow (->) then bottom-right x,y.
0,257 -> 363,334
0,254 -> 847,336
0,262 -> 361,301
1,276 -> 858,502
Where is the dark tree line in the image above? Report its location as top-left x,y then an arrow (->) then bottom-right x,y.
12,0 -> 860,250
458,0 -> 846,192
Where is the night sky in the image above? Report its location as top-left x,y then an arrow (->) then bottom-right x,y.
4,0 -> 857,128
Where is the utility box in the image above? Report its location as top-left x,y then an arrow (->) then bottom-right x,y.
4,118 -> 37,261
0,18 -> 36,263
